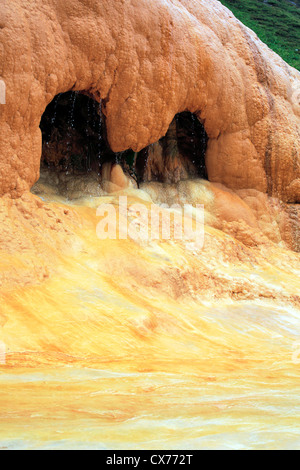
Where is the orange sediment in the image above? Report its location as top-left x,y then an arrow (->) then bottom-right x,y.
0,182 -> 299,449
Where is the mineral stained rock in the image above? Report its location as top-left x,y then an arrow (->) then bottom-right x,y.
0,0 -> 299,202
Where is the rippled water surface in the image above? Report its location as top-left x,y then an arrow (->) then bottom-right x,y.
0,184 -> 300,450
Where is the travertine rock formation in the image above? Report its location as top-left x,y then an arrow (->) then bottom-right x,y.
0,0 -> 299,201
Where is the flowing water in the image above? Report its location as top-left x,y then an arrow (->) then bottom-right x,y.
97,100 -> 103,175
66,92 -> 78,163
0,178 -> 300,450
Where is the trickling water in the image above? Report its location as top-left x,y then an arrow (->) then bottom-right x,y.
115,152 -> 121,165
44,94 -> 61,145
66,92 -> 78,168
50,94 -> 61,128
191,114 -> 197,164
69,92 -> 78,130
41,92 -> 209,186
86,98 -> 91,172
10,176 -> 300,449
97,99 -> 103,176
147,144 -> 153,181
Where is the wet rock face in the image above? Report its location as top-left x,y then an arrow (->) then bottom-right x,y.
0,0 -> 299,200
39,92 -> 207,185
137,113 -> 208,184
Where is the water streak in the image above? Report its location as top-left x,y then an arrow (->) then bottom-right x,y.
97,99 -> 103,175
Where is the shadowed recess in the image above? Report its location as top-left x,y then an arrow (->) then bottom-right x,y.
39,92 -> 209,187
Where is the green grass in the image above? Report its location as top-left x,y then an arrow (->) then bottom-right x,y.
219,0 -> 300,70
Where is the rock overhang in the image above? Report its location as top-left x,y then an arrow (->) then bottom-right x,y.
0,0 -> 299,201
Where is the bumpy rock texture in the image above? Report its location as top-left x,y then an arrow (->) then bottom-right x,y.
0,0 -> 299,202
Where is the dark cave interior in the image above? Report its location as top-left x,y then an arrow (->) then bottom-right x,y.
40,91 -> 209,186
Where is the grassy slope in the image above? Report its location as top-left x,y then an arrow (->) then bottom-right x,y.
219,0 -> 300,70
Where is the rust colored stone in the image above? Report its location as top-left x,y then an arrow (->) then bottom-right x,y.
0,0 -> 299,202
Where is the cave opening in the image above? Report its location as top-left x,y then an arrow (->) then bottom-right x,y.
38,91 -> 209,193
